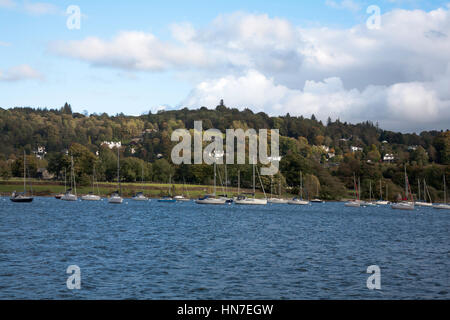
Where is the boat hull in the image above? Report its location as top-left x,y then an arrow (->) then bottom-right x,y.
235,199 -> 268,205
61,194 -> 78,201
10,197 -> 33,203
268,198 -> 288,204
108,196 -> 123,204
433,204 -> 450,210
195,199 -> 227,205
345,201 -> 361,207
288,200 -> 310,205
391,202 -> 414,210
81,195 -> 101,201
415,202 -> 433,207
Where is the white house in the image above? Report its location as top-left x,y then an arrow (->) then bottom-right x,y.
101,141 -> 122,149
383,154 -> 395,162
351,146 -> 363,152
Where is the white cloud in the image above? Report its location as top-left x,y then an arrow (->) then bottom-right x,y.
0,0 -> 15,8
181,70 -> 450,132
23,1 -> 58,15
49,7 -> 450,132
0,64 -> 43,81
325,0 -> 361,12
0,41 -> 11,46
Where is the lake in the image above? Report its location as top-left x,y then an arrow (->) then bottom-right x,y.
0,197 -> 448,299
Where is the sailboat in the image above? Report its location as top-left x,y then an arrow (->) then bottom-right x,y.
235,162 -> 267,205
158,175 -> 176,203
415,179 -> 433,207
109,147 -> 123,204
433,175 -> 450,210
288,171 -> 310,205
61,156 -> 78,201
363,180 -> 377,206
345,174 -> 361,207
55,167 -> 66,199
81,166 -> 101,201
391,166 -> 414,211
311,178 -> 324,203
10,151 -> 34,203
268,175 -> 288,204
132,164 -> 149,201
376,180 -> 389,205
174,178 -> 190,202
196,154 -> 226,205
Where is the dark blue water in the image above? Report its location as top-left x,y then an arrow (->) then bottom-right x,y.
0,197 -> 448,299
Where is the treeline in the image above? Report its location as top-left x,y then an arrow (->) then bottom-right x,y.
0,103 -> 449,200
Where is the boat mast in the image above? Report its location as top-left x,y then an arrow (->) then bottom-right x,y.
300,171 -> 303,200
117,147 -> 120,195
444,175 -> 447,204
23,150 -> 26,193
252,162 -> 255,198
214,160 -> 216,196
418,179 -> 421,202
379,179 -> 383,200
238,169 -> 240,195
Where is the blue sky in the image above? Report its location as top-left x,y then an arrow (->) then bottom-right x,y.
1,0 -> 449,132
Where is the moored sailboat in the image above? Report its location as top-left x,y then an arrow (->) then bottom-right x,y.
391,166 -> 414,211
10,151 -> 34,203
108,147 -> 123,204
433,175 -> 450,210
61,156 -> 78,201
288,171 -> 310,205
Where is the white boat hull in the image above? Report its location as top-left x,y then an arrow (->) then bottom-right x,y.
433,204 -> 450,210
195,198 -> 227,205
61,194 -> 78,201
288,199 -> 310,205
415,201 -> 433,207
268,198 -> 288,204
132,196 -> 149,201
81,195 -> 101,201
235,198 -> 268,205
109,196 -> 123,204
345,201 -> 361,207
391,202 -> 414,210
376,201 -> 390,205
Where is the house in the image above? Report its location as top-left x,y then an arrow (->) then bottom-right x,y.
33,146 -> 47,159
320,145 -> 330,153
351,146 -> 363,152
383,154 -> 395,162
101,141 -> 122,149
408,145 -> 418,151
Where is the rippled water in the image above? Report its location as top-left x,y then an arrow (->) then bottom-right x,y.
0,197 -> 448,299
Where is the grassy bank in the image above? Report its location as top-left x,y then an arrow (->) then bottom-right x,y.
0,179 -> 271,199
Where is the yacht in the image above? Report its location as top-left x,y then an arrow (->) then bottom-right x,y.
345,174 -> 361,208
109,191 -> 123,204
268,176 -> 288,204
196,152 -> 227,205
288,171 -> 310,205
10,151 -> 34,203
174,195 -> 190,202
61,156 -> 78,201
433,175 -> 449,210
235,193 -> 268,205
132,192 -> 149,201
234,163 -> 267,206
132,164 -> 149,201
196,195 -> 227,205
391,166 -> 414,211
108,147 -> 123,204
416,179 -> 433,207
81,167 -> 101,201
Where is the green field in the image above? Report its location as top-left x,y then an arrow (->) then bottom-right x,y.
0,179 -> 271,199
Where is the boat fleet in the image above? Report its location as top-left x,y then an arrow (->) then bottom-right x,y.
7,151 -> 450,211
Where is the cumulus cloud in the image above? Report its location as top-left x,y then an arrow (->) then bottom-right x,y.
182,70 -> 450,132
0,64 -> 43,81
325,0 -> 361,12
49,7 -> 450,132
23,1 -> 58,15
0,0 -> 15,8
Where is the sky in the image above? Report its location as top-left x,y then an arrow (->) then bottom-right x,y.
0,0 -> 450,133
